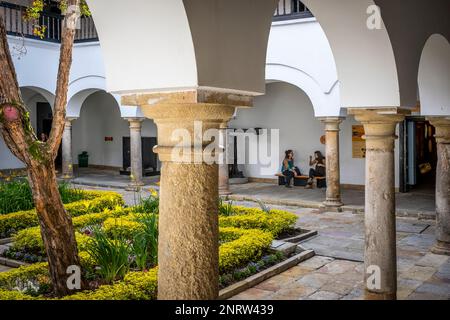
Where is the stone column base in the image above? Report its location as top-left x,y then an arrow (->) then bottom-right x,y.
365,290 -> 396,300
219,189 -> 232,196
125,182 -> 145,192
323,199 -> 344,208
431,241 -> 450,256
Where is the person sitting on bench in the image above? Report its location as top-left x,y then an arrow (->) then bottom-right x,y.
306,151 -> 326,188
282,150 -> 301,188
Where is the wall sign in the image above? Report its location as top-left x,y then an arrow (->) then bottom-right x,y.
105,137 -> 113,142
352,125 -> 366,158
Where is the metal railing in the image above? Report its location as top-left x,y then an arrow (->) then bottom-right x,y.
1,0 -> 311,44
0,2 -> 98,43
273,0 -> 313,21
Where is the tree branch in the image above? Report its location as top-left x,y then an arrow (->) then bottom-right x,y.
47,0 -> 80,157
0,16 -> 36,165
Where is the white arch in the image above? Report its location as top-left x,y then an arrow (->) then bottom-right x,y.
87,0 -> 400,106
418,34 -> 450,116
67,76 -> 144,118
266,63 -> 342,117
20,86 -> 55,110
301,0 -> 400,108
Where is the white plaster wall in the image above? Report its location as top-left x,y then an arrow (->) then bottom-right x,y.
87,0 -> 198,95
301,0 -> 400,108
72,91 -> 157,168
268,18 -> 338,96
266,19 -> 341,116
339,115 -> 399,187
418,34 -> 450,116
0,88 -> 45,170
230,82 -> 327,179
230,82 -> 400,187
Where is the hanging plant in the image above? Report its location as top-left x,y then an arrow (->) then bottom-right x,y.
24,0 -> 45,21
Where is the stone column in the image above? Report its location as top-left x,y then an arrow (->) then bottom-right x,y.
218,126 -> 231,196
320,117 -> 344,207
427,117 -> 450,256
125,92 -> 241,300
126,118 -> 144,190
62,117 -> 77,179
349,108 -> 407,300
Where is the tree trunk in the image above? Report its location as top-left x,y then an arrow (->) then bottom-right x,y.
0,1 -> 82,297
28,163 -> 82,296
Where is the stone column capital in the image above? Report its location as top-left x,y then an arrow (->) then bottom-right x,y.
125,117 -> 145,123
319,117 -> 345,131
121,89 -> 254,109
64,117 -> 78,127
141,103 -> 236,163
348,108 -> 409,152
126,118 -> 144,130
347,108 -> 409,124
427,117 -> 450,144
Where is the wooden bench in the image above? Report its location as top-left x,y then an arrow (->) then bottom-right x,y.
276,173 -> 327,188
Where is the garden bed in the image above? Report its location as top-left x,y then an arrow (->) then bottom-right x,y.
0,197 -> 314,300
0,188 -> 124,239
278,228 -> 318,243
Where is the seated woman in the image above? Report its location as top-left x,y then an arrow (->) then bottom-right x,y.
281,150 -> 301,188
306,151 -> 326,188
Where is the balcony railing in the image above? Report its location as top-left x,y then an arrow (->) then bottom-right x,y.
0,1 -> 311,44
0,1 -> 98,43
273,0 -> 313,21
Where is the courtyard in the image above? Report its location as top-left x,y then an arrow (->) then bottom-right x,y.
2,183 -> 446,300
0,0 -> 449,305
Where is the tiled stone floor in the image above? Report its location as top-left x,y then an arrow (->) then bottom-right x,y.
0,265 -> 11,272
230,203 -> 450,300
2,186 -> 448,300
229,183 -> 435,217
67,168 -> 160,189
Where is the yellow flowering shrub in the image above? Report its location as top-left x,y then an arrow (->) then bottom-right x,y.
0,289 -> 35,300
219,207 -> 297,236
12,207 -> 132,254
0,263 -> 48,290
103,217 -> 144,239
0,265 -> 158,301
219,227 -> 273,272
63,268 -> 158,300
0,191 -> 124,237
0,202 -> 301,300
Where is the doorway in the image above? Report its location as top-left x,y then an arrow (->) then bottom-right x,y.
400,117 -> 437,193
36,102 -> 62,168
121,137 -> 159,176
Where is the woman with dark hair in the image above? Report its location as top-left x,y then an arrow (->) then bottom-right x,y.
281,150 -> 301,188
306,151 -> 325,188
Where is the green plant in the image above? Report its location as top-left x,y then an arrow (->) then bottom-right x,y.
219,198 -> 235,217
256,199 -> 271,214
131,232 -> 150,271
133,213 -> 158,268
0,179 -> 34,215
132,189 -> 159,214
57,182 -> 86,204
85,227 -> 132,283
